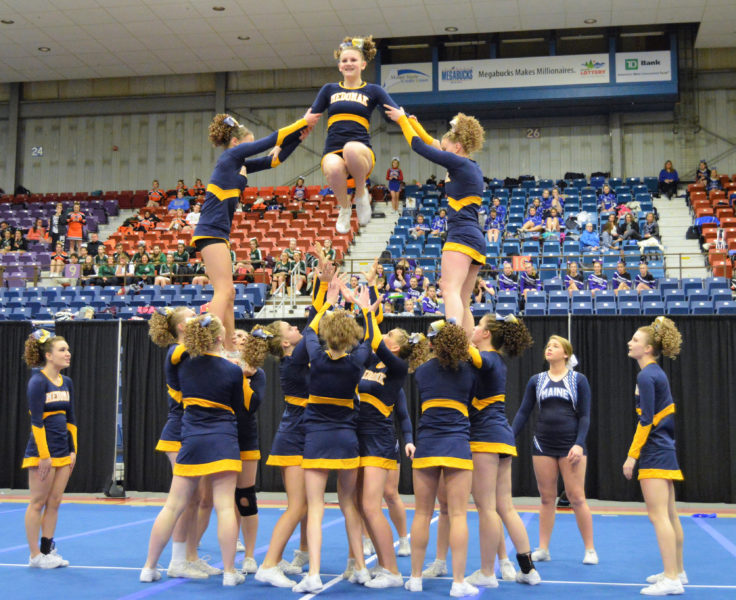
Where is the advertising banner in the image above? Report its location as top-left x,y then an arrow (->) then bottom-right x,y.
380,62 -> 433,93
615,51 -> 672,83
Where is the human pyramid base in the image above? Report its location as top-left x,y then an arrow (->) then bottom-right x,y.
19,32 -> 688,598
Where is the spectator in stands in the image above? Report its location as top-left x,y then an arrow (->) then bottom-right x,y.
388,265 -> 408,292
154,253 -> 177,286
550,187 -> 565,215
598,184 -> 617,217
612,260 -> 632,295
519,205 -> 544,239
410,214 -> 431,239
168,189 -> 192,213
0,229 -> 13,253
658,161 -> 679,199
57,253 -> 81,286
472,276 -> 492,304
116,254 -> 135,286
291,176 -> 307,202
11,229 -> 27,253
618,212 -> 641,241
601,214 -> 621,250
49,241 -> 68,275
395,256 -> 414,273
191,178 -> 206,197
134,209 -> 157,233
167,208 -> 188,234
412,265 -> 430,291
695,160 -> 710,185
172,240 -> 190,265
149,244 -> 166,266
491,196 -> 506,222
421,284 -> 441,314
386,158 -> 403,213
587,260 -> 608,296
706,168 -> 722,192
148,179 -> 166,207
186,202 -> 201,228
94,243 -> 108,267
544,207 -> 562,240
291,249 -> 308,295
80,255 -> 97,286
26,218 -> 49,246
564,261 -> 585,295
233,259 -> 255,284
519,260 -> 542,300
98,255 -> 118,286
406,276 -> 423,302
383,300 -> 394,315
529,197 -> 543,216
321,238 -> 336,262
66,201 -> 86,255
0,220 -> 13,238
635,261 -> 656,292
78,245 -> 90,265
49,203 -> 65,248
399,297 -> 416,315
638,212 -> 664,254
191,261 -> 209,286
135,253 -> 156,285
284,238 -> 298,259
132,240 -> 150,265
495,261 -> 519,295
86,232 -> 102,256
580,222 -> 601,252
247,238 -> 264,269
540,189 -> 552,215
175,179 -> 187,194
271,251 -> 291,296
113,242 -> 129,262
484,208 -> 503,243
431,208 -> 448,239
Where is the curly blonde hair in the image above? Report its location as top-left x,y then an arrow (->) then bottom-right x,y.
208,113 -> 253,148
389,328 -> 431,373
262,321 -> 288,358
480,315 -> 533,358
432,323 -> 468,370
183,315 -> 224,357
334,35 -> 377,62
320,309 -> 363,352
241,328 -> 270,369
23,334 -> 66,368
639,317 -> 682,359
148,308 -> 191,348
443,113 -> 484,154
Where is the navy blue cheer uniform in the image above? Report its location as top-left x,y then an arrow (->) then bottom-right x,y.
627,362 -> 683,481
156,344 -> 188,453
192,118 -> 307,247
301,303 -> 376,469
413,358 -> 476,470
468,347 -> 516,457
396,115 -> 485,265
357,327 -> 410,469
174,353 -> 245,477
311,82 -> 399,173
239,368 -> 265,461
23,371 -> 77,469
512,370 -> 591,457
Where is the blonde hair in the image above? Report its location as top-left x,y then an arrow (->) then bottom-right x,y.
208,113 -> 253,148
443,113 -> 484,154
389,328 -> 430,373
183,315 -> 224,357
639,317 -> 682,359
334,35 -> 377,62
148,308 -> 191,348
432,323 -> 468,370
241,328 -> 270,369
319,309 -> 363,352
479,315 -> 533,357
24,333 -> 66,368
546,335 -> 573,360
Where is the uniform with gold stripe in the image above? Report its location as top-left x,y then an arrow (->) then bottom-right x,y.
155,344 -> 188,453
191,118 -> 307,246
627,362 -> 683,481
173,353 -> 245,477
412,358 -> 476,470
23,370 -> 77,469
238,368 -> 265,461
395,115 -> 486,265
467,347 -> 517,457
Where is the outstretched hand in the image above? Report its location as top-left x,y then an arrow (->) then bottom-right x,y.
326,274 -> 341,305
361,257 -> 379,287
384,104 -> 406,123
304,108 -> 322,127
268,146 -> 282,160
354,285 -> 371,310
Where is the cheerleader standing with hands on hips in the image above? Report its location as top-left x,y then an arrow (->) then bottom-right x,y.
512,336 -> 598,566
623,317 -> 686,597
386,157 -> 403,212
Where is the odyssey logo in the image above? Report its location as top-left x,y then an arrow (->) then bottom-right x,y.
383,68 -> 430,90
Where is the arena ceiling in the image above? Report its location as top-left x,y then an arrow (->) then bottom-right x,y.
0,0 -> 734,83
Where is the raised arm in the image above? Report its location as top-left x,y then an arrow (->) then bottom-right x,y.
243,137 -> 302,174
227,118 -> 308,162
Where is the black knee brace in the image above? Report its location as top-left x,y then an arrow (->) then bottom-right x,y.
516,551 -> 534,574
235,486 -> 258,517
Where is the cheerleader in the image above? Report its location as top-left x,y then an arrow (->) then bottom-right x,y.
386,157 -> 404,212
192,113 -> 307,350
140,314 -> 245,586
147,308 -> 220,579
613,260 -> 633,295
22,330 -> 76,569
385,105 -> 485,334
291,275 -> 377,593
623,317 -> 686,596
564,261 -> 585,295
65,201 -> 86,254
512,336 -> 598,565
406,321 -> 478,598
292,176 -> 307,202
587,260 -> 608,296
519,260 -> 542,301
304,36 -> 400,233
465,314 -> 539,587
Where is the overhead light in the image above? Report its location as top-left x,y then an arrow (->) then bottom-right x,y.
445,41 -> 487,47
559,34 -> 604,40
500,37 -> 545,44
444,26 -> 458,32
387,43 -> 430,49
620,31 -> 664,37
38,47 -> 51,52
237,35 -> 250,40
212,6 -> 225,11
584,18 -> 597,24
1,19 -> 14,24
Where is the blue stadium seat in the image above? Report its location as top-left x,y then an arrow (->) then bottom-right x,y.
571,302 -> 593,315
548,290 -> 568,303
716,300 -> 736,314
711,289 -> 732,303
662,289 -> 686,303
547,302 -> 569,315
570,291 -> 593,305
640,289 -> 662,303
502,240 -> 520,256
705,277 -> 730,295
690,299 -> 715,314
643,177 -> 659,194
658,278 -> 680,294
524,303 -> 546,316
495,291 -> 518,306
522,241 -> 540,255
595,291 -> 616,304
492,302 -> 515,316
619,301 -> 641,315
386,244 -> 403,258
544,278 -> 563,292
525,290 -> 545,304
681,278 -> 703,294
643,301 -> 665,315
424,245 -> 441,258
666,301 -> 689,315
595,301 -> 617,315
542,241 -> 560,255
686,289 -> 709,303
9,307 -> 32,319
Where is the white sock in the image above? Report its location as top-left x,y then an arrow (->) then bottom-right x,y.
171,542 -> 186,563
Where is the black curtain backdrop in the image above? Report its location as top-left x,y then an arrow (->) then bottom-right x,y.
0,322 -> 33,489
54,321 -> 120,493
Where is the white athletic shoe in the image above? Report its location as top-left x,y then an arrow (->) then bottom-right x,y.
241,556 -> 258,574
466,570 -> 499,587
255,565 -> 296,588
290,549 -> 309,570
516,569 -> 542,585
362,536 -> 375,556
640,577 -> 685,596
167,559 -> 209,579
583,549 -> 599,565
222,570 -> 246,586
647,571 -> 688,585
355,187 -> 372,226
29,552 -> 64,569
365,571 -> 404,588
498,558 -> 517,581
236,540 -> 246,552
450,580 -> 480,597
49,548 -> 69,567
292,573 -> 323,593
192,556 -> 222,575
405,576 -> 423,592
531,548 -> 551,562
397,536 -> 411,556
422,559 -> 448,578
279,558 -> 303,575
336,207 -> 352,234
348,567 -> 371,584
369,564 -> 388,577
139,567 -> 162,582
342,557 -> 356,579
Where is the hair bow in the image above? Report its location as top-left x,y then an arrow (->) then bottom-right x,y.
32,329 -> 51,344
408,332 -> 426,345
223,115 -> 238,127
341,37 -> 364,50
157,306 -> 173,317
251,328 -> 274,340
199,314 -> 212,327
567,354 -> 579,369
427,319 -> 447,338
